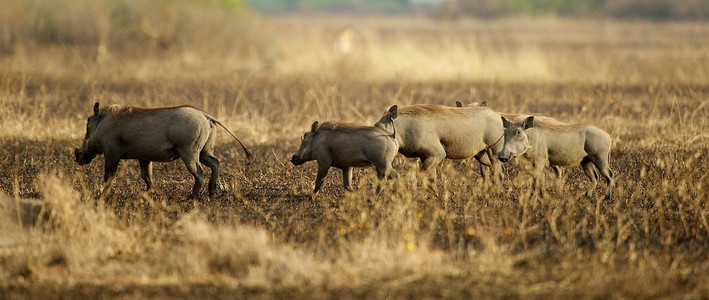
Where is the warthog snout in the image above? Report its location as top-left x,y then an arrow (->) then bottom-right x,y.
74,147 -> 91,165
498,149 -> 513,162
290,154 -> 305,166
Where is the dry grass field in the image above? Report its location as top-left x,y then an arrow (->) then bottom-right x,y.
2,10 -> 709,298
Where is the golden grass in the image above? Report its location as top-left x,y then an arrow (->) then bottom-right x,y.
2,15 -> 709,298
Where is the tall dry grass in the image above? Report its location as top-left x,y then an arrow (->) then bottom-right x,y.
1,12 -> 709,298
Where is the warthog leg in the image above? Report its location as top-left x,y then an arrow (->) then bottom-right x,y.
179,149 -> 204,198
387,169 -> 398,180
581,157 -> 599,197
529,159 -> 546,199
588,155 -> 614,199
604,169 -> 615,199
491,160 -> 503,185
314,164 -> 330,194
421,155 -> 444,177
139,160 -> 153,190
99,151 -> 121,201
199,151 -> 221,196
477,148 -> 504,185
342,167 -> 354,191
99,175 -> 116,202
374,164 -> 393,195
549,165 -> 564,192
475,152 -> 492,181
418,154 -> 443,193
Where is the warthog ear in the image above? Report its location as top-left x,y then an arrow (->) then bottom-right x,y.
501,116 -> 511,128
311,121 -> 319,132
455,101 -> 463,107
93,102 -> 100,116
480,100 -> 488,107
523,116 -> 535,129
388,105 -> 398,119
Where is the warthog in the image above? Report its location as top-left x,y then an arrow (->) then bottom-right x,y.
374,104 -> 504,183
456,100 -> 564,125
457,100 -> 566,177
74,102 -> 252,198
290,120 -> 398,194
498,116 -> 615,198
455,100 -> 487,107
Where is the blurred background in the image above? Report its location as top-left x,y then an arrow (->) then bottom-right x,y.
248,0 -> 709,19
2,0 -> 708,55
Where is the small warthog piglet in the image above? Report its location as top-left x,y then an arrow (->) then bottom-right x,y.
291,118 -> 398,195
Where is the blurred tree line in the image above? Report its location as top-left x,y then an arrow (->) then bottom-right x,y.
1,0 -> 706,54
0,0 -> 265,54
247,0 -> 709,20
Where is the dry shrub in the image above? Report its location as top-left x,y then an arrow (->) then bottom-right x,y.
172,213 -> 328,285
29,174 -> 132,276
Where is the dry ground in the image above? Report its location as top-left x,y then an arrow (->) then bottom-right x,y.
2,15 -> 709,298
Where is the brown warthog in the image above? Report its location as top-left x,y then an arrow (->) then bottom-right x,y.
290,120 -> 398,194
74,102 -> 252,198
498,116 -> 615,198
374,104 -> 504,183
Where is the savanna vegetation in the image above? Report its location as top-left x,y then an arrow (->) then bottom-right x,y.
2,0 -> 709,298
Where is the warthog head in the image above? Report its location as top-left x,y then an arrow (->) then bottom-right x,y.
290,121 -> 321,166
498,116 -> 534,163
455,100 -> 487,107
74,102 -> 103,165
373,105 -> 398,133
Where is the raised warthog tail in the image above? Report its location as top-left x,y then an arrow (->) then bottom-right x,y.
207,116 -> 254,160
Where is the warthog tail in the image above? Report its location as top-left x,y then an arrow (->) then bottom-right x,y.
207,116 -> 254,160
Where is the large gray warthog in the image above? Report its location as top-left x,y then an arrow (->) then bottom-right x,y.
290,120 -> 399,195
498,116 -> 615,198
457,100 -> 566,177
374,104 -> 505,183
74,102 -> 252,198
